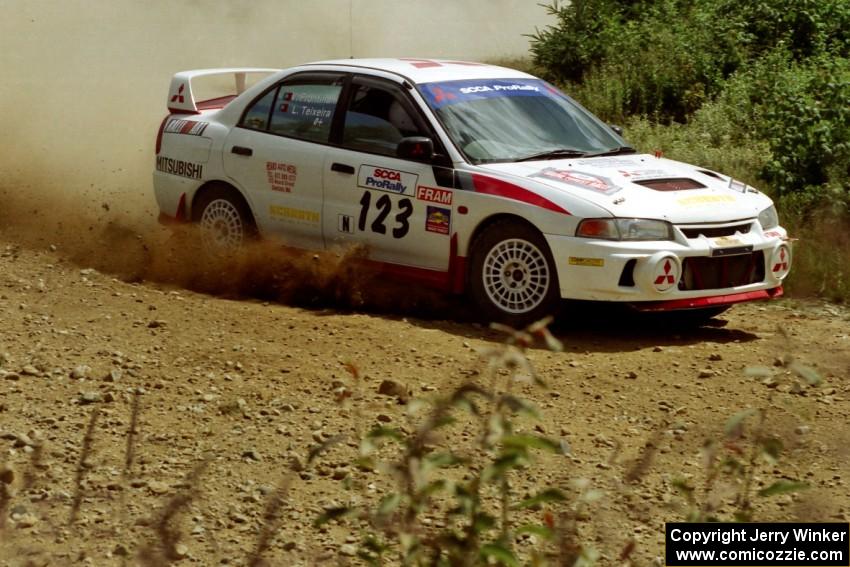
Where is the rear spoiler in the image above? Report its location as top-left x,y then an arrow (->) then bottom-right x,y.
167,68 -> 279,114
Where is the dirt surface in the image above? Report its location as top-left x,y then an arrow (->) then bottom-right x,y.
1,210 -> 849,566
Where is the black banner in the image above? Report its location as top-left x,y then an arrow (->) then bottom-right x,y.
666,523 -> 849,566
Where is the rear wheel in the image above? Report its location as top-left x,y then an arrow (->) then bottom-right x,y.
192,185 -> 256,255
468,220 -> 560,327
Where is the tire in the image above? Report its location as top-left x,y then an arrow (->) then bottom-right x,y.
192,185 -> 257,255
468,219 -> 560,327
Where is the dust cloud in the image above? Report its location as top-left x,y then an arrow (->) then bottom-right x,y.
0,0 -> 551,315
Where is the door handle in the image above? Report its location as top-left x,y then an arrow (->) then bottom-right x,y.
331,162 -> 355,174
231,145 -> 253,156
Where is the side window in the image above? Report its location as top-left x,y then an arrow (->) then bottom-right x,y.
269,82 -> 342,143
342,83 -> 425,156
240,88 -> 277,131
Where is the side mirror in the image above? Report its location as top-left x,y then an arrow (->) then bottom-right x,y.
609,124 -> 624,136
397,136 -> 434,160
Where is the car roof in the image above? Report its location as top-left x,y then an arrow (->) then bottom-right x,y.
302,58 -> 533,84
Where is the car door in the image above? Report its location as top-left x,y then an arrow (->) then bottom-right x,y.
322,75 -> 454,271
222,72 -> 345,250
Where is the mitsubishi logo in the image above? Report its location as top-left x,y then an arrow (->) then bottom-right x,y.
654,259 -> 676,285
773,246 -> 789,273
171,84 -> 185,104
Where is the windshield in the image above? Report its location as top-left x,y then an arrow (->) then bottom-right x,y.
418,78 -> 626,164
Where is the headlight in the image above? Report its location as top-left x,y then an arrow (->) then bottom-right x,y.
758,205 -> 779,230
576,218 -> 673,241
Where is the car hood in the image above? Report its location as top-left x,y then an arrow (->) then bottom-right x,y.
477,154 -> 773,223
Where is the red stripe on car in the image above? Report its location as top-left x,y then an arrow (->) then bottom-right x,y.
471,174 -> 571,215
633,287 -> 783,311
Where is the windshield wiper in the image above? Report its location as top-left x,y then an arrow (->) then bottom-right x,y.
582,146 -> 638,158
514,148 -> 588,162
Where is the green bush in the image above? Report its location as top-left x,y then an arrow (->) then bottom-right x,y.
531,0 -> 850,278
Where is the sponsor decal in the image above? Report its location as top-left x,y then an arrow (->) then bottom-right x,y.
677,194 -> 737,206
458,84 -> 540,95
357,165 -> 417,195
575,157 -> 640,168
617,168 -> 669,180
533,168 -> 619,195
266,162 -> 297,193
269,205 -> 319,224
164,118 -> 209,136
415,186 -> 453,205
155,156 -> 203,180
425,206 -> 451,235
170,83 -> 185,104
421,78 -> 549,109
653,258 -> 679,291
713,236 -> 743,248
764,230 -> 782,238
568,257 -> 604,267
338,214 -> 355,234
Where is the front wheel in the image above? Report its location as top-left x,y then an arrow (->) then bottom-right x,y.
468,220 -> 560,327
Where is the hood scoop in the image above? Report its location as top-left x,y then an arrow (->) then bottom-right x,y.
632,178 -> 706,191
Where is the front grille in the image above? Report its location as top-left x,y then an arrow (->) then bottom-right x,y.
679,251 -> 765,291
680,223 -> 752,239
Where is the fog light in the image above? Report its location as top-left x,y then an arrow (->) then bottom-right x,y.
770,244 -> 791,280
636,253 -> 681,293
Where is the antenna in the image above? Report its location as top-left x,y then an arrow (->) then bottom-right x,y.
349,0 -> 353,58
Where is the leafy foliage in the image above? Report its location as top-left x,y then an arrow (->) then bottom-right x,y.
531,0 -> 850,203
316,318 -> 601,566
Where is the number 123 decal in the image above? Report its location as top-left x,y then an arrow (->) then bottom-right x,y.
358,190 -> 412,239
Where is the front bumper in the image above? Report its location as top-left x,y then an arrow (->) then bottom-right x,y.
544,224 -> 791,308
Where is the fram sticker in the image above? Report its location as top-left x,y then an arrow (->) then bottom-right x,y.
357,165 -> 418,195
156,156 -> 203,180
266,162 -> 297,193
416,186 -> 453,205
269,205 -> 319,224
425,206 -> 451,235
164,119 -> 209,136
533,168 -> 619,195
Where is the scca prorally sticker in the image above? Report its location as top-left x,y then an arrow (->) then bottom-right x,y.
533,168 -> 620,195
425,206 -> 451,235
357,165 -> 418,195
164,119 -> 209,136
266,162 -> 297,193
156,156 -> 203,180
420,79 -> 548,109
416,186 -> 453,206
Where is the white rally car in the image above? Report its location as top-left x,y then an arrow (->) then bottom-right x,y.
154,58 -> 791,326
